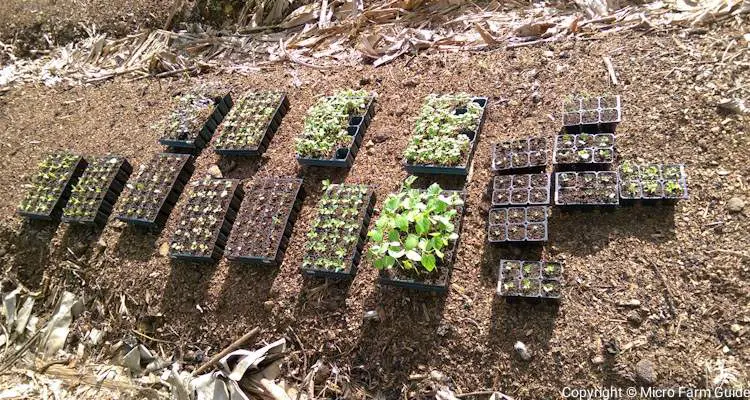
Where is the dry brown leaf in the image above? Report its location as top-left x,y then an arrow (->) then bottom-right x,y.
514,21 -> 555,37
474,22 -> 499,46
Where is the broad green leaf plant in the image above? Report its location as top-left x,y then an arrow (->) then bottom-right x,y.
368,176 -> 463,274
404,93 -> 484,167
295,89 -> 370,159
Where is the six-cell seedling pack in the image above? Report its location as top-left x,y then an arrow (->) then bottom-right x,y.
562,95 -> 621,133
487,206 -> 548,243
225,178 -> 304,265
114,153 -> 194,229
169,178 -> 244,262
296,91 -> 375,168
62,155 -> 132,225
301,183 -> 375,279
497,259 -> 563,300
619,162 -> 688,203
404,94 -> 488,175
492,173 -> 551,207
214,92 -> 290,156
492,136 -> 548,173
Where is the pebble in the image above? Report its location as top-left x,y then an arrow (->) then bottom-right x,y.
372,133 -> 388,143
619,299 -> 641,307
514,341 -> 532,361
627,310 -> 643,326
727,197 -> 745,213
591,355 -> 605,365
207,165 -> 222,178
635,359 -> 657,384
158,242 -> 170,257
402,77 -> 419,87
730,324 -> 742,334
263,300 -> 274,312
365,140 -> 374,148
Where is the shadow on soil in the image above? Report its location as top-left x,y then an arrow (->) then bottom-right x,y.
12,219 -> 60,289
351,285 -> 448,395
548,206 -> 676,257
161,260 -> 217,317
113,225 -> 159,262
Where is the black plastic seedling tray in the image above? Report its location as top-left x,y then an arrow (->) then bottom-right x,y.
562,95 -> 621,134
554,171 -> 620,207
214,93 -> 290,157
378,190 -> 465,293
492,136 -> 548,173
225,178 -> 304,265
296,97 -> 375,168
115,153 -> 194,229
492,173 -> 551,207
496,259 -> 563,300
618,163 -> 688,205
61,156 -> 132,226
553,133 -> 616,171
487,206 -> 548,244
403,97 -> 488,176
301,189 -> 376,280
158,93 -> 232,150
170,179 -> 244,263
18,155 -> 88,222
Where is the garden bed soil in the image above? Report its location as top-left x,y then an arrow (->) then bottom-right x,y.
492,136 -> 548,172
225,178 -> 304,265
114,153 -> 194,229
17,153 -> 88,222
403,96 -> 488,176
169,179 -> 243,263
213,92 -> 290,156
61,155 -> 132,225
296,96 -> 375,168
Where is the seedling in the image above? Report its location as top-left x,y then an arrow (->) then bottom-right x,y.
225,178 -> 303,265
404,94 -> 487,175
62,155 -> 132,225
301,181 -> 374,279
371,176 -> 465,292
169,178 -> 243,262
18,152 -> 87,221
214,92 -> 289,156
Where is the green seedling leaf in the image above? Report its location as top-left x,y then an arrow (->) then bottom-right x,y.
404,234 -> 419,250
406,250 -> 422,262
421,253 -> 436,272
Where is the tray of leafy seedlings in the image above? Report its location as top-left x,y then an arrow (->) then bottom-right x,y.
492,173 -> 550,207
18,152 -> 88,221
618,161 -> 688,204
562,94 -> 621,133
300,181 -> 375,279
491,136 -> 548,172
487,206 -> 548,243
169,178 -> 243,263
61,156 -> 132,225
496,259 -> 562,300
213,92 -> 290,156
114,153 -> 194,229
225,178 -> 304,265
553,132 -> 615,170
295,89 -> 375,168
403,94 -> 488,176
369,176 -> 465,293
554,171 -> 619,207
157,93 -> 228,150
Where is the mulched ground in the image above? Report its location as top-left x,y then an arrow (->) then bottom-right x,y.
0,24 -> 748,398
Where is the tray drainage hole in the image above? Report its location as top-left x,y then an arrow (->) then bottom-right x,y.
462,130 -> 476,141
472,98 -> 488,108
336,148 -> 350,159
347,126 -> 358,135
454,107 -> 468,115
349,116 -> 364,126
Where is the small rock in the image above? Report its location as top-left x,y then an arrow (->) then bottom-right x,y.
627,310 -> 643,326
402,77 -> 418,87
514,341 -> 532,361
531,91 -> 541,104
96,238 -> 107,249
184,350 -> 196,362
207,165 -> 222,178
263,300 -> 274,312
591,355 -> 605,365
727,197 -> 745,213
365,140 -> 374,148
158,242 -> 170,257
730,324 -> 742,334
543,50 -> 554,57
619,299 -> 641,307
111,220 -> 126,229
373,133 -> 388,143
717,168 -> 731,176
363,310 -> 379,321
635,359 -> 657,384
314,364 -> 331,384
429,370 -> 448,383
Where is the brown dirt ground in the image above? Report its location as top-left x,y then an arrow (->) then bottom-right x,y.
1,24 -> 749,398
